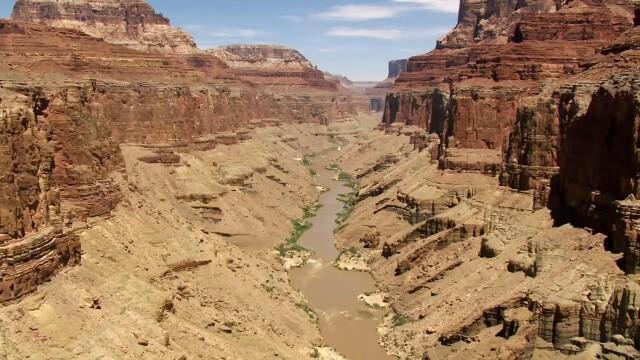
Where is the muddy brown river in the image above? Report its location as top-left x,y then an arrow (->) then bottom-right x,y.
289,167 -> 394,360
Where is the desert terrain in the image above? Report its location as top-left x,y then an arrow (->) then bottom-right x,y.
1,0 -> 640,359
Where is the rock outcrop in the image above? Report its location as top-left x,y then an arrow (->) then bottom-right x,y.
11,0 -> 198,53
0,88 -> 84,303
334,120 -> 640,359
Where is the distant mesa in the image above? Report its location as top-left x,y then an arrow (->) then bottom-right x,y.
208,45 -> 315,71
374,58 -> 408,90
388,59 -> 408,79
323,72 -> 354,89
207,44 -> 339,91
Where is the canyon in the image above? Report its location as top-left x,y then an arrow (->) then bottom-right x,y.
0,0 -> 640,359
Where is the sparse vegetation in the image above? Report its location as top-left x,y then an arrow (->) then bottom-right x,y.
276,219 -> 311,256
309,169 -> 317,177
335,171 -> 359,231
296,302 -> 318,321
302,203 -> 322,218
302,154 -> 314,166
337,246 -> 361,261
310,348 -> 320,358
392,313 -> 412,327
337,171 -> 352,181
276,203 -> 321,257
261,284 -> 275,293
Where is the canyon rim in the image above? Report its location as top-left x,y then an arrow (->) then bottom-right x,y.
1,0 -> 640,359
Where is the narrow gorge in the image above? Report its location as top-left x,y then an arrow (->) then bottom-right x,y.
1,0 -> 640,359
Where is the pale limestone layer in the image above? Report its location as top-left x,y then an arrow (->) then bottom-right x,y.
11,0 -> 198,53
209,45 -> 314,70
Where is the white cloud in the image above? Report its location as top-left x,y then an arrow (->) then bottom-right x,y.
392,0 -> 459,13
315,1 -> 459,22
207,29 -> 264,38
184,24 -> 266,40
318,5 -> 404,21
326,27 -> 403,39
325,26 -> 450,40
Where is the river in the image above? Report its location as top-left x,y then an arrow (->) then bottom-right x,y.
289,166 -> 393,360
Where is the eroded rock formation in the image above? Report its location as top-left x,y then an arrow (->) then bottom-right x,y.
0,89 -> 83,303
11,0 -> 198,53
388,59 -> 408,79
503,25 -> 640,274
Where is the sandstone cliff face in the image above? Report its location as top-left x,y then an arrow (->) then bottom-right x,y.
334,120 -> 640,359
502,25 -> 640,274
0,88 -> 85,303
383,0 -> 636,150
211,45 -> 314,70
11,0 -> 198,53
0,19 -> 358,139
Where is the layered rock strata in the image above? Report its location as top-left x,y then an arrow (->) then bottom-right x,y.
209,45 -> 338,91
0,89 -> 83,303
503,25 -> 640,274
11,0 -> 198,53
352,0 -> 640,357
383,0 -> 636,150
388,59 -> 408,79
333,128 -> 640,359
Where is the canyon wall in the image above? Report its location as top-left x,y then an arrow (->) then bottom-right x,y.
384,0 -> 640,273
383,0 -> 636,149
503,26 -> 640,273
369,0 -> 640,357
0,0 -> 361,303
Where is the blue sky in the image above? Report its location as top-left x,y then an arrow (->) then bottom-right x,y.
0,1 -> 459,81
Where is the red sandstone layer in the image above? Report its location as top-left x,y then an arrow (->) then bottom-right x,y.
383,0 -> 636,150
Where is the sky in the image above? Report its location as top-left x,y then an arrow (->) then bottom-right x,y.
0,0 -> 459,81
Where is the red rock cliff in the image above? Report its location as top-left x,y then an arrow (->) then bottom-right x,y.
502,25 -> 640,273
384,0 -> 640,275
383,0 -> 636,149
